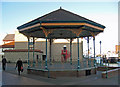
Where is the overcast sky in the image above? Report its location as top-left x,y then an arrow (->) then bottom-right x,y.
0,0 -> 119,55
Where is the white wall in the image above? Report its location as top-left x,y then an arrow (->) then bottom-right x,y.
4,51 -> 43,63
15,41 -> 83,62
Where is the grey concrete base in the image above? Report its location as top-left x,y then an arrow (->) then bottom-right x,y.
27,67 -> 96,78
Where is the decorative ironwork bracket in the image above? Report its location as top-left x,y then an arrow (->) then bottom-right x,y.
68,28 -> 83,37
89,31 -> 95,39
40,27 -> 55,37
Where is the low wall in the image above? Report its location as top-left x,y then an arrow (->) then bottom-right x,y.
27,67 -> 96,78
97,66 -> 120,71
102,68 -> 120,78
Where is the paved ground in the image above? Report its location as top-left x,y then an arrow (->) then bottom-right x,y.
1,63 -> 120,86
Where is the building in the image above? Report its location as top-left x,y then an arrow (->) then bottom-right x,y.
115,44 -> 120,59
0,34 -> 15,61
1,30 -> 83,63
0,34 -> 15,51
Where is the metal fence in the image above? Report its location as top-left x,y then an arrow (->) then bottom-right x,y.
29,58 -> 95,71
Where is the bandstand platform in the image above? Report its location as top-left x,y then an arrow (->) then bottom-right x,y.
27,61 -> 96,78
27,67 -> 96,78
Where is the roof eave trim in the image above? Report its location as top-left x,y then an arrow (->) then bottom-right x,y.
17,21 -> 105,30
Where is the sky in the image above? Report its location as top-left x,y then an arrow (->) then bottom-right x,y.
0,0 -> 119,55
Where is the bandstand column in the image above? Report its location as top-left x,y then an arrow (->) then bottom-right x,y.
87,37 -> 90,67
49,39 -> 52,65
45,36 -> 48,70
40,27 -> 54,75
93,37 -> 96,67
45,36 -> 50,78
41,26 -> 51,78
27,37 -> 30,68
33,37 -> 35,67
77,36 -> 80,69
70,38 -> 72,65
81,37 -> 83,60
100,41 -> 102,66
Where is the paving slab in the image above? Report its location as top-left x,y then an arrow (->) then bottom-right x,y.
2,63 -> 119,85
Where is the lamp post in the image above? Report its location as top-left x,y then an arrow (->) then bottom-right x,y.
100,41 -> 102,66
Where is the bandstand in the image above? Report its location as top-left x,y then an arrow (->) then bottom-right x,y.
17,7 -> 105,78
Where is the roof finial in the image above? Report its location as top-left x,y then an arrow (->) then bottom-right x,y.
60,6 -> 62,9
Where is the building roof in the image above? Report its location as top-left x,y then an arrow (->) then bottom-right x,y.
3,34 -> 15,41
3,49 -> 43,53
0,45 -> 14,48
17,8 -> 105,39
0,41 -> 15,48
4,41 -> 15,45
17,8 -> 105,29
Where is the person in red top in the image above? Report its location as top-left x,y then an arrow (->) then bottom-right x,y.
61,45 -> 70,62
